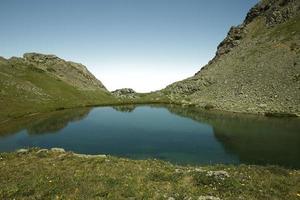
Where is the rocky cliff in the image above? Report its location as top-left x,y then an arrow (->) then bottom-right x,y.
164,0 -> 300,115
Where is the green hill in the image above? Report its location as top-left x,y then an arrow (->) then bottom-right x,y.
163,0 -> 300,115
0,53 -> 116,121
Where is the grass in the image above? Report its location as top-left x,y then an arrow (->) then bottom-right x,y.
0,60 -> 171,122
0,63 -> 115,121
0,149 -> 299,199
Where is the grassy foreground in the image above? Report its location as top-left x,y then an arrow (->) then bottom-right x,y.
1,149 -> 299,200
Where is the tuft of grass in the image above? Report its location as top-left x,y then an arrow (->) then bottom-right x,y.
0,149 -> 299,199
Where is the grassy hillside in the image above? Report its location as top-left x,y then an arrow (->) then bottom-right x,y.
0,53 -> 172,122
1,149 -> 299,199
0,54 -> 117,122
164,0 -> 300,115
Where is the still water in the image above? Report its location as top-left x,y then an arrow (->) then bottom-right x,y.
0,105 -> 299,168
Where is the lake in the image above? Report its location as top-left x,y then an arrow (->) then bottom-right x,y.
0,105 -> 299,168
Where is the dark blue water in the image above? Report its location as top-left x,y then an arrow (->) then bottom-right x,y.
0,105 -> 299,168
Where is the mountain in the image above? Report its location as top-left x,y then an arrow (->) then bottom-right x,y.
163,0 -> 300,115
0,53 -> 115,121
22,53 -> 107,91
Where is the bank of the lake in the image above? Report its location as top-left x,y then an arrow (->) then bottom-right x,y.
1,148 -> 300,200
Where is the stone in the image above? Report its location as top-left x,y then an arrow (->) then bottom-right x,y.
206,170 -> 230,180
175,168 -> 181,173
198,196 -> 221,200
73,153 -> 106,159
51,148 -> 65,153
258,103 -> 267,108
111,88 -> 138,99
17,149 -> 28,154
215,25 -> 245,59
36,149 -> 48,154
194,168 -> 206,172
58,154 -> 67,159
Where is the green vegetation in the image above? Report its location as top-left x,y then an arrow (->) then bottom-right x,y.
0,149 -> 299,199
0,55 -> 171,122
0,56 -> 115,122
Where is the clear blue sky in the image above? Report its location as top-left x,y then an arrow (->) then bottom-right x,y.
0,0 -> 259,92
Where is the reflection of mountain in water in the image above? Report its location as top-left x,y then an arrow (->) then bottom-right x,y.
166,105 -> 300,168
112,105 -> 136,113
1,104 -> 299,168
0,108 -> 91,136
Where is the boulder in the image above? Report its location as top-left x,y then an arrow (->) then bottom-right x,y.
73,153 -> 106,159
198,196 -> 221,200
112,88 -> 138,99
51,148 -> 66,153
17,149 -> 28,154
206,170 -> 230,180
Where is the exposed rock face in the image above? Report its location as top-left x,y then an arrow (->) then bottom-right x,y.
245,0 -> 300,26
213,25 -> 246,62
22,53 -> 107,91
111,88 -> 138,99
202,0 -> 300,67
23,53 -> 107,91
164,0 -> 300,115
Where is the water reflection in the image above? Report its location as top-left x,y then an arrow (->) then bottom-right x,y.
0,105 -> 299,168
166,105 -> 300,168
0,108 -> 91,136
112,105 -> 136,113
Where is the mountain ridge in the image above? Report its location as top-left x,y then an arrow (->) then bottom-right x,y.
0,53 -> 116,121
163,0 -> 300,115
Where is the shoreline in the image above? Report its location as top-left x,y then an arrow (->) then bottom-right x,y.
1,100 -> 298,125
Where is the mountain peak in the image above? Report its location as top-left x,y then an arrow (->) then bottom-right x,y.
244,0 -> 299,26
14,52 -> 107,91
23,52 -> 61,63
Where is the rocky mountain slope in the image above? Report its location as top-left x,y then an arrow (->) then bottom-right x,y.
22,53 -> 107,91
164,0 -> 300,115
0,53 -> 115,121
112,88 -> 138,99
